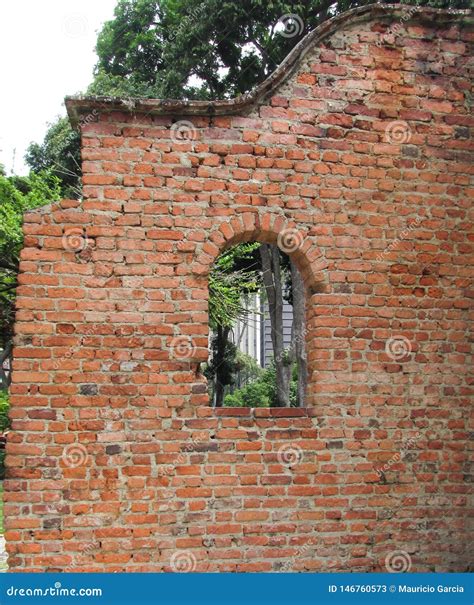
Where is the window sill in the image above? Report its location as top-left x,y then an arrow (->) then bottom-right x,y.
214,407 -> 318,418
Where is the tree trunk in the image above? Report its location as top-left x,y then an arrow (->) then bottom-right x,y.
260,244 -> 290,407
0,342 -> 12,389
290,261 -> 307,406
214,325 -> 230,408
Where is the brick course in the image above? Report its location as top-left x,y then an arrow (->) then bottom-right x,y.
5,5 -> 473,571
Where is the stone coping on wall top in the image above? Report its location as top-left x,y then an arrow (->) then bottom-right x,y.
65,4 -> 472,127
214,408 -> 318,418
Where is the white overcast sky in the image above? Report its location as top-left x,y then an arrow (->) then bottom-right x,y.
0,0 -> 117,175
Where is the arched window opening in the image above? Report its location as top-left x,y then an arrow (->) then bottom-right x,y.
205,242 -> 307,408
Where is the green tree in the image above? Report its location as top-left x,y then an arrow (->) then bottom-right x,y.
89,0 -> 469,100
0,170 -> 61,482
23,0 -> 468,407
27,0 -> 468,196
206,243 -> 261,407
86,0 -> 467,406
25,117 -> 81,199
0,172 -> 61,347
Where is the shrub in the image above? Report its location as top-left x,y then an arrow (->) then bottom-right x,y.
223,361 -> 299,407
0,389 -> 9,480
224,380 -> 271,408
0,390 -> 9,433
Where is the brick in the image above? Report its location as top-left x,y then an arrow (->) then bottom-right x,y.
7,7 -> 471,574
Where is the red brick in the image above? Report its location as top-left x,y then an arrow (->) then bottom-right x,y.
7,7 -> 471,574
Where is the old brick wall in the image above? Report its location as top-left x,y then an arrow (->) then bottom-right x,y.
5,5 -> 473,572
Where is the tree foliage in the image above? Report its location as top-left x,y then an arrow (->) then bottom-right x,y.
0,172 -> 61,347
25,118 -> 81,199
19,0 -> 470,408
224,361 -> 299,407
27,0 -> 468,196
206,243 -> 262,406
0,390 -> 9,433
89,0 -> 469,100
208,243 -> 261,329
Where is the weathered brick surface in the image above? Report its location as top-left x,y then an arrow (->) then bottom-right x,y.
5,6 -> 473,572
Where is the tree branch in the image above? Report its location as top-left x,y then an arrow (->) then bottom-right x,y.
0,259 -> 19,273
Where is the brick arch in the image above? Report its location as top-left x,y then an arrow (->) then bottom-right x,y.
192,212 -> 329,294
189,211 -> 330,408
